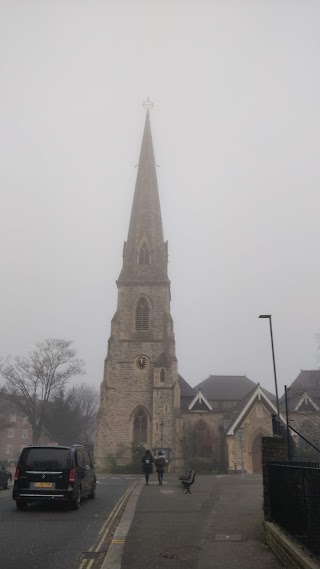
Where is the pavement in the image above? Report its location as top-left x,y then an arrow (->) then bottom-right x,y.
102,473 -> 283,569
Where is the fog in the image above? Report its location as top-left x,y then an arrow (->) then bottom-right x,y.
1,1 -> 320,396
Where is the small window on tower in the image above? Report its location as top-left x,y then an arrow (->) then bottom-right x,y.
139,244 -> 151,265
160,369 -> 165,382
135,298 -> 149,330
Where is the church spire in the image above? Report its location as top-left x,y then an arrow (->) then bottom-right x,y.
118,105 -> 168,284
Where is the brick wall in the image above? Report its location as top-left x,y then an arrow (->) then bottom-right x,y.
262,436 -> 288,519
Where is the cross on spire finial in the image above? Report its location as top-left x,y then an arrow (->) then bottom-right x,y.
142,98 -> 154,112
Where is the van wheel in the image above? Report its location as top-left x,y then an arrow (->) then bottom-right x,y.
71,490 -> 81,510
88,481 -> 96,499
16,501 -> 27,511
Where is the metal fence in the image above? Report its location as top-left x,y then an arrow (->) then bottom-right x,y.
268,462 -> 320,558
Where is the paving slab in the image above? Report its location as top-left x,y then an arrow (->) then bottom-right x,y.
119,474 -> 283,569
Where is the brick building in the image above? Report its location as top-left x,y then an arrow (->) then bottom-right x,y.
0,399 -> 32,464
95,109 -> 278,473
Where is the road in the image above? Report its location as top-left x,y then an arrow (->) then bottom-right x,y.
0,474 -> 138,569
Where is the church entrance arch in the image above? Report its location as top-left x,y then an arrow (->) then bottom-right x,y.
251,433 -> 263,473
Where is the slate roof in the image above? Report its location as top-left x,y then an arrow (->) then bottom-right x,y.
281,370 -> 320,411
195,375 -> 259,401
288,370 -> 320,391
178,375 -> 195,397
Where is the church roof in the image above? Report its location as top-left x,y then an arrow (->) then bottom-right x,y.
281,370 -> 320,411
195,375 -> 260,401
287,369 -> 320,391
179,375 -> 196,397
226,384 -> 283,435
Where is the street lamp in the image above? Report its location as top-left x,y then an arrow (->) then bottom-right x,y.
259,314 -> 280,417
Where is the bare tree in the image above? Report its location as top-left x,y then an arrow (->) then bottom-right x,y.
68,383 -> 99,417
67,383 -> 99,449
0,339 -> 85,443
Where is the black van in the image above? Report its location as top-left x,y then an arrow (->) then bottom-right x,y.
13,444 -> 96,510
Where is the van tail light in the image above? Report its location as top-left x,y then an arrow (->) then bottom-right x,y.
14,467 -> 20,481
69,468 -> 76,482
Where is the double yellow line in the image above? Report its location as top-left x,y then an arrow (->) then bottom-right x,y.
79,480 -> 137,569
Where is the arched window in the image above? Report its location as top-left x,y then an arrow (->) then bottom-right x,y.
133,408 -> 148,444
160,369 -> 166,382
139,244 -> 151,265
135,298 -> 149,330
193,421 -> 212,458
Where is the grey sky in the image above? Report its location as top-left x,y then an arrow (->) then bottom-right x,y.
1,1 -> 320,396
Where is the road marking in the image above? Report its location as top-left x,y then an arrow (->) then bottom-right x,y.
101,482 -> 143,569
78,481 -> 137,569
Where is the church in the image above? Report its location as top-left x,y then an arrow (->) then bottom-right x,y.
94,105 -> 279,474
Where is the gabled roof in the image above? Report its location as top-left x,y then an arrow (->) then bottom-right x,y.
288,370 -> 320,391
195,375 -> 260,401
178,375 -> 195,397
226,384 -> 284,436
188,389 -> 212,411
294,392 -> 319,412
281,370 -> 320,410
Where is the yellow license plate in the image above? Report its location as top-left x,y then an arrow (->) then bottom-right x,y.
34,482 -> 53,488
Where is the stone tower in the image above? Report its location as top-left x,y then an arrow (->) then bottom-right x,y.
95,109 -> 182,469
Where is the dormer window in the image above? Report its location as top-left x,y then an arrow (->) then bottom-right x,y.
138,244 -> 151,265
135,297 -> 149,330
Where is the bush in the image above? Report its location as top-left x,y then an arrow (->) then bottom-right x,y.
110,462 -> 141,474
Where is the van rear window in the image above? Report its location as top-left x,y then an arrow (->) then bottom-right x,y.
21,448 -> 70,471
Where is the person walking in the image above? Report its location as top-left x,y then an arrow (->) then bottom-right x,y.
141,449 -> 154,485
155,451 -> 166,485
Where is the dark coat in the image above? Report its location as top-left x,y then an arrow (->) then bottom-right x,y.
142,453 -> 154,474
155,456 -> 166,472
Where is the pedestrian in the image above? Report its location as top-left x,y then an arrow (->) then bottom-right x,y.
141,449 -> 154,485
155,450 -> 166,485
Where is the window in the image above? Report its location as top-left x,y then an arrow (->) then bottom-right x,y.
20,448 -> 70,471
8,428 -> 14,438
135,298 -> 149,330
139,244 -> 151,265
9,414 -> 16,423
76,450 -> 85,468
6,444 -> 13,454
133,409 -> 148,444
21,430 -> 28,439
23,416 -> 28,423
193,421 -> 213,458
160,369 -> 166,382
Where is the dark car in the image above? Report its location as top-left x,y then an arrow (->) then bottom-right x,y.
13,444 -> 96,511
0,464 -> 12,489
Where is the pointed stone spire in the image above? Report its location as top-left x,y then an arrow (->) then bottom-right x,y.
118,110 -> 169,284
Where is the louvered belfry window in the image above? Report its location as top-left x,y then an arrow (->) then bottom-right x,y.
139,245 -> 150,265
136,298 -> 149,330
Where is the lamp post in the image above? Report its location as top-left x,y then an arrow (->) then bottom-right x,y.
259,314 -> 280,417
